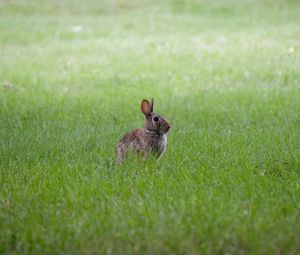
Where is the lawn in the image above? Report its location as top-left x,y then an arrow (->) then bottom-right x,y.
1,0 -> 300,254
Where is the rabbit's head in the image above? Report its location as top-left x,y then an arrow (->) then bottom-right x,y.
141,98 -> 171,134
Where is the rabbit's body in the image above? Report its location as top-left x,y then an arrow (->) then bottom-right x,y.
116,99 -> 170,163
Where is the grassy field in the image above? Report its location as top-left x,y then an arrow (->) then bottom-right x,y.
1,0 -> 300,254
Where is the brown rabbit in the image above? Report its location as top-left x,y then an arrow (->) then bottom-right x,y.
116,98 -> 171,163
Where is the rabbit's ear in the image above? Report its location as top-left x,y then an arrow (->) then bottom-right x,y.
141,99 -> 151,116
150,98 -> 154,113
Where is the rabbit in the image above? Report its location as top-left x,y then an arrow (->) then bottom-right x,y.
116,98 -> 171,163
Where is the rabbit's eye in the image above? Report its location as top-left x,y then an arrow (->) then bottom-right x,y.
153,116 -> 159,122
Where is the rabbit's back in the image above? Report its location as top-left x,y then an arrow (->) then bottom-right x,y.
116,129 -> 145,162
116,129 -> 167,162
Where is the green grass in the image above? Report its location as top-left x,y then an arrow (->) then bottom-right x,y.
1,0 -> 300,254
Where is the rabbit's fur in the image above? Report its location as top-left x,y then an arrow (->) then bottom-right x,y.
116,98 -> 171,163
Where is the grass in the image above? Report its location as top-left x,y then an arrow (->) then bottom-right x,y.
1,0 -> 300,254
